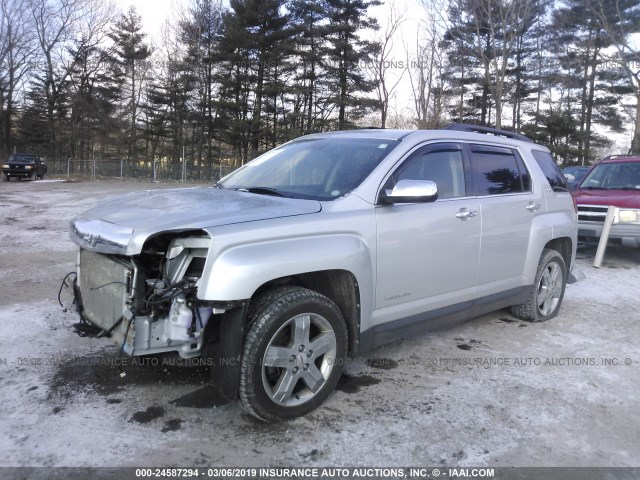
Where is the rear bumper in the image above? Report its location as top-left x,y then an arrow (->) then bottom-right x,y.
578,221 -> 640,248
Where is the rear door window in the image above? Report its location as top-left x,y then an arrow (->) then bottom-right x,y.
469,144 -> 531,195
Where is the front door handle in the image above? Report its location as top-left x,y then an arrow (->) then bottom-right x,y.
456,208 -> 478,220
526,202 -> 541,211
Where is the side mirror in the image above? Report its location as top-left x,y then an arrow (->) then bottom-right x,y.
380,179 -> 439,204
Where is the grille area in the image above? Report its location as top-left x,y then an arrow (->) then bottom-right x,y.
577,204 -> 608,223
79,249 -> 132,330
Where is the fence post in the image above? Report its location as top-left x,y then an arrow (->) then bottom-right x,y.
120,159 -> 123,180
67,158 -> 71,180
182,145 -> 186,183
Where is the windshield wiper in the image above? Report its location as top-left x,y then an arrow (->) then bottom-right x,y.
237,186 -> 291,197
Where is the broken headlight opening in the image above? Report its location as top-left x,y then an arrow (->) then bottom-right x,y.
62,232 -> 216,360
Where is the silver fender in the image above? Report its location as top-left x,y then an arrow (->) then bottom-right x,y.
198,234 -> 374,323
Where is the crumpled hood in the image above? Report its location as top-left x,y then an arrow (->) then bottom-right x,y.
70,186 -> 322,254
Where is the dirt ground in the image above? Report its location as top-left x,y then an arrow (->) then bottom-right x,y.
0,179 -> 638,468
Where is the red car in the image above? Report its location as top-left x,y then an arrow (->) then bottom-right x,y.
574,156 -> 640,247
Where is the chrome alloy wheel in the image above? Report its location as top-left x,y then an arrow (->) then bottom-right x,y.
537,261 -> 562,317
261,313 -> 337,407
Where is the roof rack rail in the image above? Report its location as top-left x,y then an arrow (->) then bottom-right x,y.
601,154 -> 632,160
444,123 -> 532,143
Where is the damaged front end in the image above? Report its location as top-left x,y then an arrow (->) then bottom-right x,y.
72,232 -> 218,358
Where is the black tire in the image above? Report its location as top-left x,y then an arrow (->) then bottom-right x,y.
511,248 -> 567,322
3,174 -> 9,182
239,287 -> 347,422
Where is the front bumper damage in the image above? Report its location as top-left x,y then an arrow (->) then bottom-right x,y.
73,241 -> 213,359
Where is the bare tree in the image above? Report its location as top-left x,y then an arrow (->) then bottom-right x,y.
65,0 -> 117,159
409,0 -> 449,128
439,0 -> 536,128
593,0 -> 640,154
30,0 -> 86,159
0,0 -> 36,153
368,1 -> 406,128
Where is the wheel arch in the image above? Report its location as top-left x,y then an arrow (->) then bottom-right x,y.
544,236 -> 573,271
250,269 -> 361,356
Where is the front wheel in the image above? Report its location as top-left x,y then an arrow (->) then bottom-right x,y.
239,287 -> 347,422
3,174 -> 9,182
511,248 -> 567,322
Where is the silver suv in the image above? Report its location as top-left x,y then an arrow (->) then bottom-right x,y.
69,124 -> 577,421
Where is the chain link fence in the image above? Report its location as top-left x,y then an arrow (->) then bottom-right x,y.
47,157 -> 243,183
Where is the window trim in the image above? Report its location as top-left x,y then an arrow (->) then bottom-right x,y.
466,143 -> 533,197
531,149 -> 569,192
376,142 -> 474,205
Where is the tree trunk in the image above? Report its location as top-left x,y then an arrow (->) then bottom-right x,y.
251,49 -> 265,157
632,97 -> 640,155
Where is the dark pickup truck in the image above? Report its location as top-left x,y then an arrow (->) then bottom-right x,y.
2,153 -> 47,181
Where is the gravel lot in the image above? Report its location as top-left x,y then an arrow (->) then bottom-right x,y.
0,179 -> 639,468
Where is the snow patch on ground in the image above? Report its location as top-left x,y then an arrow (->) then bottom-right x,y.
0,180 -> 639,468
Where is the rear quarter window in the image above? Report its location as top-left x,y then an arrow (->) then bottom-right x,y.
531,150 -> 568,191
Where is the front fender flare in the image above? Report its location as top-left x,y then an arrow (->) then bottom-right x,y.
198,234 -> 373,305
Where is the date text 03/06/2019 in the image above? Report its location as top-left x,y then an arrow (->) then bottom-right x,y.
134,467 -> 497,479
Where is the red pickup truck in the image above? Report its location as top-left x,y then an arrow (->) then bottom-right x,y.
574,156 -> 640,247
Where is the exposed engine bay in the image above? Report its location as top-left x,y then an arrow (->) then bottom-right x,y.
73,232 -> 221,358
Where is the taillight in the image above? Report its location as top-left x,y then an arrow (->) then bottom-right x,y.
571,191 -> 578,213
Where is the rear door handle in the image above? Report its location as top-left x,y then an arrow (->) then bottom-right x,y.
526,202 -> 541,211
456,208 -> 478,220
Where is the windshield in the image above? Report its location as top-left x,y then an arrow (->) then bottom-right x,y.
220,137 -> 400,200
580,162 -> 640,190
8,154 -> 36,163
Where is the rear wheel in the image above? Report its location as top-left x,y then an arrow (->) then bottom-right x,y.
239,287 -> 347,422
511,248 -> 567,322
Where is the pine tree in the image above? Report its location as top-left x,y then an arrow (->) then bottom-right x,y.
216,0 -> 291,159
289,0 -> 331,134
108,6 -> 152,161
551,0 -> 619,164
324,0 -> 381,130
178,0 -> 226,167
65,43 -> 123,160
